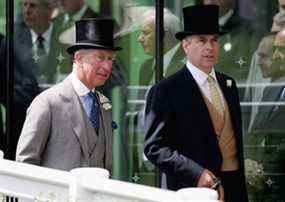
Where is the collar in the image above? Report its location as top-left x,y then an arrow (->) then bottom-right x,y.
30,23 -> 53,52
186,61 -> 217,86
30,23 -> 53,45
219,9 -> 234,27
71,67 -> 92,97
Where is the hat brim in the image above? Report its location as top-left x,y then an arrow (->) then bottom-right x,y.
175,30 -> 227,41
67,43 -> 122,54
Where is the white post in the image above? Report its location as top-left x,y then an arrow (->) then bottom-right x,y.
0,150 -> 3,159
177,187 -> 218,201
69,167 -> 110,202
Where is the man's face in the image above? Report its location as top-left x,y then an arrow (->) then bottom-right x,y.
182,35 -> 220,73
267,46 -> 285,79
256,37 -> 273,78
76,49 -> 115,89
21,0 -> 52,30
138,21 -> 155,56
58,0 -> 83,14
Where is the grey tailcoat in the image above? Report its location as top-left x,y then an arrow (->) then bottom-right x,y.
16,75 -> 113,171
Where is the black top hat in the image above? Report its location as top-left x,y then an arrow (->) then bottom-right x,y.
67,18 -> 122,54
175,5 -> 226,40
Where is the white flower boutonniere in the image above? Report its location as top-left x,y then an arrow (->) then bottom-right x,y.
98,92 -> 112,110
102,102 -> 112,110
226,79 -> 232,87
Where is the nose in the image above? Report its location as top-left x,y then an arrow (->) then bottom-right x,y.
101,60 -> 113,74
205,41 -> 214,50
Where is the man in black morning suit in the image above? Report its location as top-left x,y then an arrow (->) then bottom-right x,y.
144,5 -> 248,202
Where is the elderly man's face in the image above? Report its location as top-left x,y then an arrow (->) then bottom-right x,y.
75,49 -> 115,89
257,37 -> 273,78
138,21 -> 155,56
182,35 -> 220,73
21,0 -> 53,30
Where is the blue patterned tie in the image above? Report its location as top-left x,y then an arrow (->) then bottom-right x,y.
87,91 -> 100,133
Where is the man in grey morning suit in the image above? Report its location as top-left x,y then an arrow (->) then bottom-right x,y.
16,18 -> 122,172
144,5 -> 248,202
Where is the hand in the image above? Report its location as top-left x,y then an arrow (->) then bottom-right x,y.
197,169 -> 216,188
197,169 -> 224,201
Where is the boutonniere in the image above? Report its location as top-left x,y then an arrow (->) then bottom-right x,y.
102,102 -> 112,110
111,121 -> 118,130
98,92 -> 112,110
226,79 -> 232,87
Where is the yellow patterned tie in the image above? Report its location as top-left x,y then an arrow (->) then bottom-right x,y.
207,75 -> 224,116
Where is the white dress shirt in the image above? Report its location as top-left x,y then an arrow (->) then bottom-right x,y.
30,23 -> 53,54
71,70 -> 93,115
186,61 -> 225,107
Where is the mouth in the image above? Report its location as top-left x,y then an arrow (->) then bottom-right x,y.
97,72 -> 109,79
203,55 -> 215,60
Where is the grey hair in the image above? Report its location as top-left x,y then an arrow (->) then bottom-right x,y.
183,36 -> 194,44
74,49 -> 94,56
141,7 -> 181,43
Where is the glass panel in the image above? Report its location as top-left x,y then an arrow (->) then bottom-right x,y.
113,0 -> 157,186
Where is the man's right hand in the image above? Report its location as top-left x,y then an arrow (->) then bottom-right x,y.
197,169 -> 216,187
197,169 -> 224,201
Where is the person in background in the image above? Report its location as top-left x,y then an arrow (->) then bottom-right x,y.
144,5 -> 248,202
248,30 -> 285,201
243,11 -> 285,133
19,0 -> 67,84
16,18 -> 121,171
137,8 -> 185,86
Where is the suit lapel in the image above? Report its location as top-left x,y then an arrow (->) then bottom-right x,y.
184,67 -> 217,138
59,76 -> 89,161
97,92 -> 112,169
216,73 -> 239,133
262,84 -> 284,121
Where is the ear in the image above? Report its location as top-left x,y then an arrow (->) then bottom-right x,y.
74,51 -> 82,67
181,39 -> 190,54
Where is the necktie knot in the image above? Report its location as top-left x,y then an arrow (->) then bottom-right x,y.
37,35 -> 46,55
88,91 -> 96,99
207,75 -> 215,83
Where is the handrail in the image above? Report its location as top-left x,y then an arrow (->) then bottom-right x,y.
0,158 -> 218,202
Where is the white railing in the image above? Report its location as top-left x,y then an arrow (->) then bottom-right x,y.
0,151 -> 218,202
